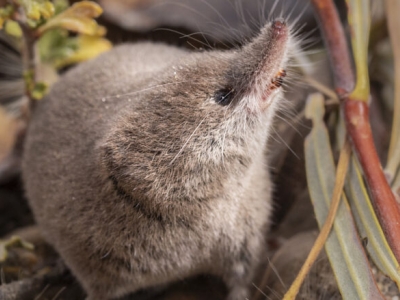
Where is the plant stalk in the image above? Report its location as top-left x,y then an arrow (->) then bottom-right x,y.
312,0 -> 400,264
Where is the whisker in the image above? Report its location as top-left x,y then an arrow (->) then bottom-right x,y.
268,256 -> 287,290
101,81 -> 191,100
153,28 -> 214,49
271,126 -> 300,160
252,282 -> 273,300
264,284 -> 284,300
268,0 -> 281,20
275,113 -> 303,136
286,0 -> 301,22
169,117 -> 206,165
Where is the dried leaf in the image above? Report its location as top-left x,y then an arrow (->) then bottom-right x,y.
303,93 -> 383,299
37,1 -> 106,36
0,236 -> 34,262
0,107 -> 18,163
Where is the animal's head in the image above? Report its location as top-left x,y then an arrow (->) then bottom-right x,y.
101,20 -> 295,215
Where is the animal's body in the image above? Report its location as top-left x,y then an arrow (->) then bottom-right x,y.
22,21 -> 292,299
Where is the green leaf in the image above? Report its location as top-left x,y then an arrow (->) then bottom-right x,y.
387,137 -> 400,185
53,35 -> 112,69
345,156 -> 400,288
38,28 -> 79,65
31,81 -> 48,100
18,0 -> 55,28
19,0 -> 55,21
38,29 -> 112,69
385,0 -> 400,187
4,20 -> 23,38
336,108 -> 400,286
305,93 -> 383,299
346,0 -> 371,100
37,1 -> 106,36
53,0 -> 69,15
23,69 -> 49,100
391,167 -> 400,204
0,5 -> 14,29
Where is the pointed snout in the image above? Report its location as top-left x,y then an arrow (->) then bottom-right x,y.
244,19 -> 290,108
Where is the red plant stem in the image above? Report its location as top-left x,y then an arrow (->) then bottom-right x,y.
344,100 -> 400,260
311,0 -> 355,97
312,0 -> 400,263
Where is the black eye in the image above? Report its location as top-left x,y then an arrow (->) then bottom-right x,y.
214,88 -> 234,106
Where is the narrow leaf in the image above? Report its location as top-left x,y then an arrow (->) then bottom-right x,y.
385,0 -> 400,165
346,0 -> 370,100
337,112 -> 400,287
283,94 -> 352,300
303,93 -> 383,299
387,137 -> 400,187
346,157 -> 400,288
344,0 -> 400,264
384,0 -> 400,205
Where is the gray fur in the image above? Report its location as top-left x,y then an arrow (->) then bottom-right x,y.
22,21 -> 292,299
